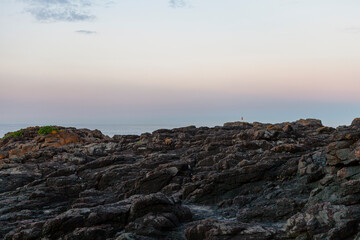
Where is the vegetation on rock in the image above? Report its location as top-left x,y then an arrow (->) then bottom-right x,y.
1,130 -> 23,140
37,126 -> 59,135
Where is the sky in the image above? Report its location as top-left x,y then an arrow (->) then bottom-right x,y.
0,0 -> 359,127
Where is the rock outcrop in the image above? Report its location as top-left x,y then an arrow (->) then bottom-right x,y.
0,119 -> 359,239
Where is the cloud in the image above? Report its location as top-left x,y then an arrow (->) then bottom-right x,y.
169,0 -> 187,8
25,0 -> 95,22
25,1 -> 187,22
76,30 -> 96,34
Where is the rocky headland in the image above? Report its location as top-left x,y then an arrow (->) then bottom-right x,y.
1,118 -> 360,240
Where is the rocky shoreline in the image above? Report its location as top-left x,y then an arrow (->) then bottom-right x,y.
0,118 -> 359,240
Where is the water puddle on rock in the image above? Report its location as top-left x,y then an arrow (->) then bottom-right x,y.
185,204 -> 237,222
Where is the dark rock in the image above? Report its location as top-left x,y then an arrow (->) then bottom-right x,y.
1,119 -> 360,239
351,118 -> 360,127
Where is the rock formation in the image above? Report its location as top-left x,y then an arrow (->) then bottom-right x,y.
0,118 -> 359,239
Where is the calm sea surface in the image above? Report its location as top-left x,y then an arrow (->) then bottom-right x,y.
0,123 -> 183,138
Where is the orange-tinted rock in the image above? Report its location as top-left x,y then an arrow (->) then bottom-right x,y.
272,144 -> 305,153
164,138 -> 173,145
351,118 -> 360,127
296,119 -> 323,127
0,152 -> 7,160
267,125 -> 282,131
60,131 -> 81,145
42,131 -> 81,148
283,124 -> 293,133
316,126 -> 334,133
9,148 -> 24,158
21,144 -> 36,152
8,144 -> 39,158
7,131 -> 82,157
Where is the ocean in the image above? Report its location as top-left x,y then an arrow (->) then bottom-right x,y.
0,123 -> 184,138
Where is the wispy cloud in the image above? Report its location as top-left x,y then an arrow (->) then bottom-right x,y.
25,0 -> 95,22
24,1 -> 188,22
76,30 -> 96,35
169,0 -> 187,8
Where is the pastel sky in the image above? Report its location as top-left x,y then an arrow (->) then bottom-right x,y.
0,0 -> 359,127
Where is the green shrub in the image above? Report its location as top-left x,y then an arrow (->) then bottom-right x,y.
38,126 -> 59,135
1,130 -> 23,140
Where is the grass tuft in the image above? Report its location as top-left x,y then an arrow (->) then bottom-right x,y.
38,126 -> 59,135
1,130 -> 23,140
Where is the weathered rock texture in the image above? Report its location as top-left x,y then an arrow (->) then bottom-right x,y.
0,119 -> 359,240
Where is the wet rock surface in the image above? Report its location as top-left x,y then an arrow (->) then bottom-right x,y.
0,119 -> 359,239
